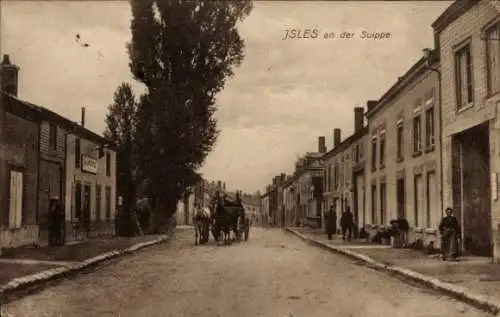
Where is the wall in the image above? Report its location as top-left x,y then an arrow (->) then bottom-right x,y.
64,133 -> 117,240
323,133 -> 368,232
438,0 -> 500,258
366,63 -> 441,247
38,120 -> 66,243
0,108 -> 39,248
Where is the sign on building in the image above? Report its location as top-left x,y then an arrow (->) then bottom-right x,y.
81,155 -> 98,174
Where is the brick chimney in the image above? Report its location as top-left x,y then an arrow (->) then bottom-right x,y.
217,180 -> 222,189
318,136 -> 326,153
81,107 -> 86,127
367,100 -> 378,112
354,107 -> 364,132
333,129 -> 341,148
1,54 -> 20,97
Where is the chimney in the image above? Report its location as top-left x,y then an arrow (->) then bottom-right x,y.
81,107 -> 86,127
333,128 -> 341,148
1,54 -> 20,97
318,136 -> 326,153
217,180 -> 222,189
222,182 -> 226,190
354,107 -> 364,132
367,100 -> 378,112
281,173 -> 286,183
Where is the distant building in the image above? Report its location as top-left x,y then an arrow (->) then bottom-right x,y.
322,106 -> 368,235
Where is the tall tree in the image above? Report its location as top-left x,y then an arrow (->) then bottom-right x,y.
104,82 -> 139,236
127,0 -> 253,224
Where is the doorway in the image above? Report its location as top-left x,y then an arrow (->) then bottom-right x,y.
452,122 -> 492,256
83,184 -> 91,234
353,171 -> 364,231
396,177 -> 405,219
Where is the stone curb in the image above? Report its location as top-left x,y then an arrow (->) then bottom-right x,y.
0,227 -> 175,298
286,228 -> 500,316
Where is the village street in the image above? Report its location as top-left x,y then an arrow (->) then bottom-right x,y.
2,227 -> 492,317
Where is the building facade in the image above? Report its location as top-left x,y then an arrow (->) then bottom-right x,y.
261,191 -> 270,226
292,139 -> 325,228
64,126 -> 117,241
282,175 -> 297,228
0,89 -> 40,249
322,107 -> 368,235
37,108 -> 68,244
433,0 -> 500,258
365,52 -> 441,247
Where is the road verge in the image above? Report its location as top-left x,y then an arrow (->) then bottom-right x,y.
286,227 -> 500,316
0,227 -> 175,301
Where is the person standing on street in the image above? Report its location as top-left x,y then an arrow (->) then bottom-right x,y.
340,205 -> 354,242
325,205 -> 337,240
48,198 -> 63,246
439,207 -> 461,261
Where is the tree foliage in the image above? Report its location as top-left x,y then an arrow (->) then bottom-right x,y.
125,0 -> 253,220
104,82 -> 139,235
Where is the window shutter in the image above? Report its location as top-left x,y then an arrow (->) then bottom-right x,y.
16,172 -> 23,228
9,171 -> 16,228
493,26 -> 500,92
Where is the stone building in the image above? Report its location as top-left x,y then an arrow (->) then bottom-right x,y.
260,190 -> 270,226
291,138 -> 325,228
322,107 -> 368,235
0,70 -> 40,249
365,49 -> 441,247
432,0 -> 500,257
64,108 -> 117,241
282,175 -> 297,228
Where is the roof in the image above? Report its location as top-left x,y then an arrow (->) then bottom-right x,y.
322,126 -> 368,160
365,49 -> 439,120
1,91 -> 116,151
1,91 -> 41,122
431,0 -> 480,35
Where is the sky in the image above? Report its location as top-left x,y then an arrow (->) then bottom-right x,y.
1,1 -> 452,193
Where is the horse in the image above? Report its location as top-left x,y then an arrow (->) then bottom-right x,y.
193,207 -> 211,245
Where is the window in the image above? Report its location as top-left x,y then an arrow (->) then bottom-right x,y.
379,132 -> 386,168
106,152 -> 111,177
359,142 -> 363,160
486,22 -> 500,95
414,174 -> 423,227
454,44 -> 473,110
371,184 -> 377,224
74,181 -> 82,219
327,164 -> 331,192
397,123 -> 404,161
425,107 -> 435,149
333,163 -> 339,189
96,184 -> 102,222
380,183 -> 386,225
413,115 -> 422,154
8,170 -> 23,228
49,123 -> 57,151
426,172 -> 437,228
105,186 -> 112,220
371,137 -> 377,170
354,145 -> 360,163
75,138 -> 81,168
